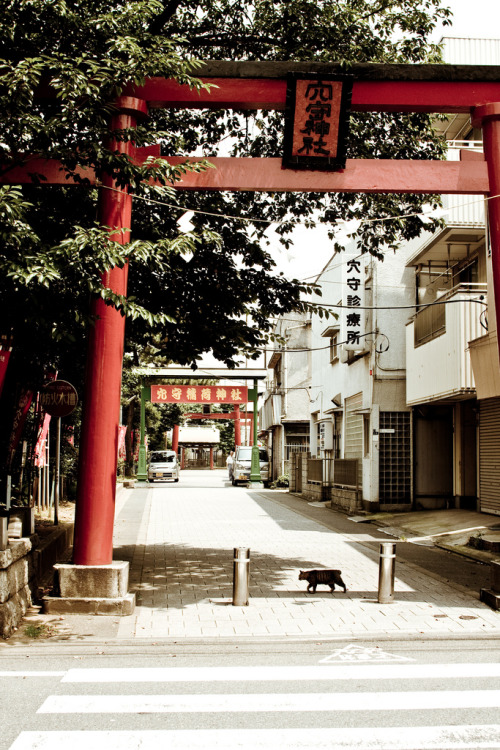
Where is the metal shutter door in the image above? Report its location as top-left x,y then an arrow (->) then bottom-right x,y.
480,399 -> 500,515
345,393 -> 363,485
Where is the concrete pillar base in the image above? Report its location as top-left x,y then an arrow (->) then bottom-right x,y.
43,592 -> 135,616
42,560 -> 135,616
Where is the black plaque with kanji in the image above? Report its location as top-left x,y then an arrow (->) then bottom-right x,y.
283,73 -> 353,171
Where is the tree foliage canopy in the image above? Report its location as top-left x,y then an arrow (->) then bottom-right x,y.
0,0 -> 452,388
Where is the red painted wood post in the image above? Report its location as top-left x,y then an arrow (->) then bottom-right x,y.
73,97 -> 147,566
172,424 -> 179,454
234,405 -> 241,446
473,103 -> 500,362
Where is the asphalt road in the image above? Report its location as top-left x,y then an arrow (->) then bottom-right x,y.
2,638 -> 500,749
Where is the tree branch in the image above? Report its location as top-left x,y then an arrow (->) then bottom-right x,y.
147,0 -> 185,34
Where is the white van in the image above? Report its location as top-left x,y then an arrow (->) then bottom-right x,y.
232,446 -> 270,486
148,450 -> 180,483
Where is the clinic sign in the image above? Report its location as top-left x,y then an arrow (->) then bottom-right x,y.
283,73 -> 352,171
151,384 -> 248,404
341,251 -> 366,351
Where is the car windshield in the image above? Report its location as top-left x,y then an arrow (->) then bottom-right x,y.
237,448 -> 268,461
150,453 -> 175,463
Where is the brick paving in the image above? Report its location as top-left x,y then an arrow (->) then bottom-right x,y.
113,474 -> 500,640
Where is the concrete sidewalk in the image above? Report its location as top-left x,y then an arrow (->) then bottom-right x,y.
4,475 -> 500,647
108,478 -> 500,641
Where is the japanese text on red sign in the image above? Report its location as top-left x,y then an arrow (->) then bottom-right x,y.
40,390 -> 78,408
291,79 -> 342,161
151,385 -> 248,404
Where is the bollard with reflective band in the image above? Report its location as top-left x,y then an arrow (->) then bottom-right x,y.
233,547 -> 250,606
378,542 -> 396,603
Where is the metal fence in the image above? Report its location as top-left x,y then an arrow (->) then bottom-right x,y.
307,457 -> 359,489
285,443 -> 310,460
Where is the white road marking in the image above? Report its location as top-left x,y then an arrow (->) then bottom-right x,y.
38,689 -> 500,714
9,726 -> 500,749
320,644 -> 414,662
62,663 -> 500,683
0,672 -> 65,678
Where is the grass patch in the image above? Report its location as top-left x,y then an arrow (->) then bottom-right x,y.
24,623 -> 48,639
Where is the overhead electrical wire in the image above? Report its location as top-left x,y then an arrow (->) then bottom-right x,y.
101,183 -> 494,236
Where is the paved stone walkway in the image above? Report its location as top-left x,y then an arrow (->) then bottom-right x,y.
112,474 -> 500,640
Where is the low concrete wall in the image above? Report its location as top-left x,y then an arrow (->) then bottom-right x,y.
327,487 -> 362,514
301,481 -> 324,502
0,523 -> 74,639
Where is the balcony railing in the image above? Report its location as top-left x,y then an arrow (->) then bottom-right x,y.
414,283 -> 486,347
406,284 -> 487,404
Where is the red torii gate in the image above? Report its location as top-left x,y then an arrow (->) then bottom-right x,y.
4,62 -> 500,578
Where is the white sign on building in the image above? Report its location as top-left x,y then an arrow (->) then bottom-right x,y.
341,250 -> 366,351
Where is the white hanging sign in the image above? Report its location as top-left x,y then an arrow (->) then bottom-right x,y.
341,251 -> 365,351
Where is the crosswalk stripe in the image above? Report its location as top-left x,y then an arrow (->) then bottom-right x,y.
0,672 -> 65,678
38,689 -> 500,714
9,726 -> 500,749
62,663 -> 500,683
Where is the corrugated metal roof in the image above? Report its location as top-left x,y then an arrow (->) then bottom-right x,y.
442,37 -> 500,65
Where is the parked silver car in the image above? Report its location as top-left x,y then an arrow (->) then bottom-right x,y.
148,450 -> 180,483
232,446 -> 270,486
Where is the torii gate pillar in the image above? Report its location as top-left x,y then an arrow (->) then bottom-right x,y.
473,103 -> 500,345
72,97 -> 147,571
45,100 -> 145,614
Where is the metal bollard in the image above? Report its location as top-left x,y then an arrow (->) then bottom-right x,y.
378,542 -> 396,603
233,547 -> 250,606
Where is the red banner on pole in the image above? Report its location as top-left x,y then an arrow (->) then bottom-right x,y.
0,336 -> 13,399
34,413 -> 51,468
8,388 -> 33,469
151,384 -> 248,404
117,425 -> 127,459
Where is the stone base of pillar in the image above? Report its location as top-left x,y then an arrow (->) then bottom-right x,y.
42,560 -> 135,616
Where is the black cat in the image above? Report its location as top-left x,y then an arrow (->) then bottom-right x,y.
299,569 -> 347,593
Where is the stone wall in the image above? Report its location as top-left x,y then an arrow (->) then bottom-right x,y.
301,481 -> 324,502
0,523 -> 74,639
327,487 -> 362,514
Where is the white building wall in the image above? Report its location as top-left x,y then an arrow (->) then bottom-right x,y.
310,235 -> 415,505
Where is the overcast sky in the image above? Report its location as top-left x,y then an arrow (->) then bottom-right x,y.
433,0 -> 500,40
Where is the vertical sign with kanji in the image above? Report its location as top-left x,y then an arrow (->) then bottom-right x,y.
341,251 -> 366,351
283,73 -> 352,171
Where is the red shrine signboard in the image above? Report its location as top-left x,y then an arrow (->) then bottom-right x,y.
151,384 -> 248,404
282,74 -> 353,171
